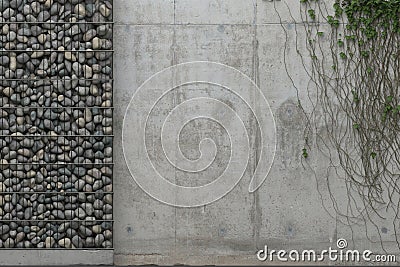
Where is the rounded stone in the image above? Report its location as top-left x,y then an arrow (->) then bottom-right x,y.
3,203 -> 13,213
17,53 -> 29,63
4,238 -> 15,248
58,238 -> 72,248
99,4 -> 111,17
72,235 -> 83,248
3,8 -> 15,19
94,234 -> 105,247
37,33 -> 47,44
92,37 -> 102,49
0,159 -> 8,171
83,29 -> 96,42
83,65 -> 93,79
0,225 -> 10,235
45,236 -> 55,248
9,56 -> 16,71
104,230 -> 112,240
38,11 -> 50,21
82,203 -> 94,216
2,87 -> 14,97
74,4 -> 86,17
92,225 -> 102,234
104,194 -> 113,205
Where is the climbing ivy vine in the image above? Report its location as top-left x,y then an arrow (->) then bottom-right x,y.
283,0 -> 400,249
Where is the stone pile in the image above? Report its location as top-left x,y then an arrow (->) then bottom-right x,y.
0,0 -> 113,248
0,192 -> 112,248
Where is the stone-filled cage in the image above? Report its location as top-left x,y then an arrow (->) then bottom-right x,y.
0,0 -> 113,249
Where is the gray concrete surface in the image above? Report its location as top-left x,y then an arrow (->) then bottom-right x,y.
112,0 -> 399,265
0,250 -> 113,265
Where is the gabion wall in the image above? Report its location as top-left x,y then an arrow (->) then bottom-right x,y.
0,0 -> 113,249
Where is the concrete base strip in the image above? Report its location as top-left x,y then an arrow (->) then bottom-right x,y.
0,250 -> 113,265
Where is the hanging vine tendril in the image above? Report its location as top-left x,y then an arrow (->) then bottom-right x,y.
280,0 -> 400,250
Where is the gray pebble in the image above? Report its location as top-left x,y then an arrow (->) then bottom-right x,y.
94,234 -> 104,247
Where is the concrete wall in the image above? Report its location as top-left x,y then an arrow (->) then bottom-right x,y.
112,0 -> 398,265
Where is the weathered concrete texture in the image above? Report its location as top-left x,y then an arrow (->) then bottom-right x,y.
114,0 -> 174,24
113,0 -> 399,265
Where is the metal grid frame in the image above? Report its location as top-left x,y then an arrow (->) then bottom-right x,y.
0,0 -> 114,249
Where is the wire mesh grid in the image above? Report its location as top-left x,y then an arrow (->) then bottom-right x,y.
0,0 -> 113,249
